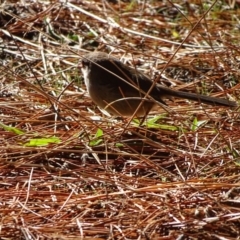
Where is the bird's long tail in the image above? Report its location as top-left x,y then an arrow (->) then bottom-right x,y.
159,86 -> 237,107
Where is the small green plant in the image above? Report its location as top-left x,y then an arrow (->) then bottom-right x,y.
191,117 -> 207,131
67,34 -> 79,42
0,122 -> 61,146
132,115 -> 179,131
0,122 -> 24,135
125,0 -> 137,11
89,128 -> 103,146
24,137 -> 61,147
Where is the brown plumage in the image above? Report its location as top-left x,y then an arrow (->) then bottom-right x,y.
81,52 -> 237,116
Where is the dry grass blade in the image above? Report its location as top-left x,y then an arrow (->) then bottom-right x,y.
0,0 -> 240,239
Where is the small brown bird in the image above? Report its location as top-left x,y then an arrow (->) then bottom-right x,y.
81,51 -> 236,116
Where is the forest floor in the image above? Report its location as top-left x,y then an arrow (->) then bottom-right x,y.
0,0 -> 240,239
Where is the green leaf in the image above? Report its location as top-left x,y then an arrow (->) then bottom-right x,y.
68,34 -> 78,41
172,29 -> 180,38
146,123 -> 178,131
132,115 -> 179,131
125,0 -> 137,11
191,117 -> 207,131
95,128 -> 103,138
115,142 -> 124,147
132,115 -> 164,126
89,128 -> 103,147
24,137 -> 61,147
0,122 -> 25,135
